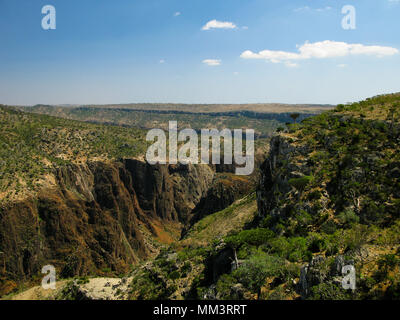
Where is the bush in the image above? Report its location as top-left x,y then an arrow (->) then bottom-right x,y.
335,104 -> 345,112
385,282 -> 400,300
169,270 -> 181,280
338,209 -> 360,227
215,274 -> 239,300
225,228 -> 275,248
296,210 -> 313,226
308,282 -> 349,300
308,190 -> 322,200
308,234 -> 327,253
288,176 -> 314,192
268,237 -> 311,262
321,220 -> 338,235
377,254 -> 399,275
232,252 -> 285,297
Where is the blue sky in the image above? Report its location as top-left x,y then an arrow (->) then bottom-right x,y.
0,0 -> 399,105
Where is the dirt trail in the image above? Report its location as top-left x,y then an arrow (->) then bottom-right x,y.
74,277 -> 132,300
9,277 -> 133,300
10,280 -> 68,300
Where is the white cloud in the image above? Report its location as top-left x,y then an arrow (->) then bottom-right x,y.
337,64 -> 347,68
159,59 -> 165,64
240,40 -> 399,65
174,12 -> 181,17
294,6 -> 309,12
316,6 -> 332,12
202,59 -> 221,66
285,61 -> 298,68
294,6 -> 332,12
202,19 -> 237,31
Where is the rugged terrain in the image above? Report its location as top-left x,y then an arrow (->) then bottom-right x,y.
0,106 -> 257,297
3,94 -> 400,300
51,93 -> 400,301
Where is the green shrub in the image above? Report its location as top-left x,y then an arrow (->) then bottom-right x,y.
308,282 -> 348,300
321,220 -> 338,235
338,209 -> 360,227
296,210 -> 313,226
288,176 -> 314,192
215,274 -> 239,300
335,104 -> 345,112
225,228 -> 275,248
169,270 -> 181,280
308,190 -> 322,200
267,236 -> 311,262
308,235 -> 327,253
232,252 -> 285,297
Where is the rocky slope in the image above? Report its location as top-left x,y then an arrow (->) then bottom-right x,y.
44,194 -> 258,301
253,93 -> 400,299
0,159 -> 216,292
0,106 -> 255,297
7,94 -> 400,300
106,93 -> 399,301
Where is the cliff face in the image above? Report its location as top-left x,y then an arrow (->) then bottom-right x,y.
257,134 -> 313,222
190,174 -> 253,226
258,114 -> 400,229
0,159 -> 217,289
124,160 -> 214,224
255,98 -> 400,299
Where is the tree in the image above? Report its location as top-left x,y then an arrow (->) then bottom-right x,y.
290,113 -> 300,124
387,104 -> 399,136
233,252 -> 283,299
225,229 -> 274,269
288,175 -> 314,194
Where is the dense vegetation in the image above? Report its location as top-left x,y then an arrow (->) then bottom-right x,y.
124,93 -> 400,300
223,93 -> 400,299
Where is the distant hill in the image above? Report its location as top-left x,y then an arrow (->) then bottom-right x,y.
19,103 -> 332,138
58,102 -> 333,114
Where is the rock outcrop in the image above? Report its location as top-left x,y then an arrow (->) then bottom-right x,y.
257,135 -> 313,221
0,159 -> 221,291
299,255 -> 355,299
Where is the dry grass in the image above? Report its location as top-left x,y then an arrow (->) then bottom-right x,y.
181,194 -> 257,247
